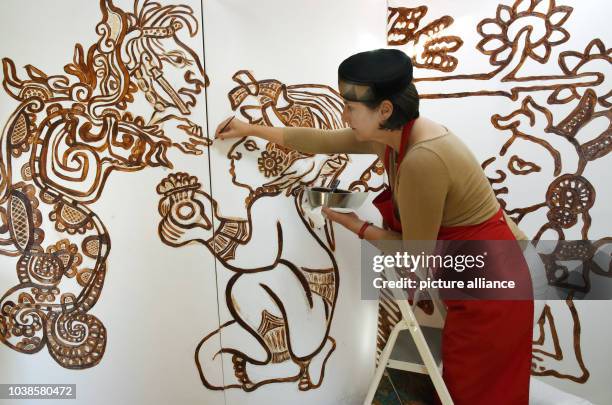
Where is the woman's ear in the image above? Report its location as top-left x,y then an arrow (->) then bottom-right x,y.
379,100 -> 393,121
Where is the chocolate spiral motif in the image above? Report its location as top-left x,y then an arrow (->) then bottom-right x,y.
546,174 -> 595,228
1,297 -> 46,354
16,251 -> 65,286
34,106 -> 105,201
45,310 -> 106,369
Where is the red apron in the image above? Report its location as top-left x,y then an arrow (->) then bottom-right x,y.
372,120 -> 533,404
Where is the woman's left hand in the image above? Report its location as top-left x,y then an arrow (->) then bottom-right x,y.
321,207 -> 362,233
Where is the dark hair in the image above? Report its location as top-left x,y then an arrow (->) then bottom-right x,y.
363,83 -> 420,130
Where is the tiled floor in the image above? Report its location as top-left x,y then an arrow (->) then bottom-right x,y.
372,369 -> 435,405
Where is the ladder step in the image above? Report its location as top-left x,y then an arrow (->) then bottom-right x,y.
387,359 -> 429,374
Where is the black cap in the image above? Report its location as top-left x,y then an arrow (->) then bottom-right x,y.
338,49 -> 413,102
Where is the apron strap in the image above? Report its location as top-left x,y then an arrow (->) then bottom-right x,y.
380,119 -> 416,224
383,118 -> 416,187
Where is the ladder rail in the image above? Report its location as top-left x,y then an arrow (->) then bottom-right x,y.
363,264 -> 454,405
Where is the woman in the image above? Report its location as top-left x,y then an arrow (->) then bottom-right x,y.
214,49 -> 534,404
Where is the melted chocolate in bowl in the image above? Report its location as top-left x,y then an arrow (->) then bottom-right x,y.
306,187 -> 367,210
311,187 -> 351,194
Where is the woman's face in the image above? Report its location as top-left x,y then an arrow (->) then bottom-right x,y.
341,100 -> 381,140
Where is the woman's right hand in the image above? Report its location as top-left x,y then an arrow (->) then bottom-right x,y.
214,116 -> 251,141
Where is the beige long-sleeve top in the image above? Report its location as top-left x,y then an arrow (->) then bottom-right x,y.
283,127 -> 527,241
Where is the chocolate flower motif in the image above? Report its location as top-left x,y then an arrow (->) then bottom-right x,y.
477,0 -> 572,66
387,6 -> 463,72
46,239 -> 82,279
257,150 -> 286,178
549,39 -> 612,107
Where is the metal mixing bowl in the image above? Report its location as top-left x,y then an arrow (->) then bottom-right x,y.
306,186 -> 368,211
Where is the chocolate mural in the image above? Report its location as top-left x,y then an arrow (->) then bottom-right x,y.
0,0 -> 209,368
0,0 -> 608,402
388,0 -> 611,388
157,71 -> 360,391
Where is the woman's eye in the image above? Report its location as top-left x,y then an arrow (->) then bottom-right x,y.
244,140 -> 259,151
508,155 -> 541,175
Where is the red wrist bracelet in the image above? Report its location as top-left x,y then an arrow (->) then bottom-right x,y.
358,221 -> 372,239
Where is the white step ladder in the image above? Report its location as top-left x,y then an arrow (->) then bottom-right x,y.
364,269 -> 454,405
